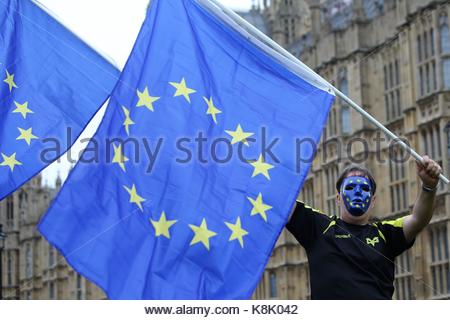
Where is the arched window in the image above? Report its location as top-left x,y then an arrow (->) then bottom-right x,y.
332,109 -> 337,135
76,274 -> 85,300
327,109 -> 337,138
19,191 -> 28,209
440,14 -> 450,54
338,68 -> 349,96
443,226 -> 449,260
48,244 -> 55,268
7,251 -> 13,286
19,191 -> 28,224
25,243 -> 33,279
341,107 -> 351,134
424,31 -> 429,59
444,59 -> 450,89
6,196 -> 14,226
445,122 -> 450,156
338,68 -> 351,133
363,0 -> 384,20
49,282 -> 55,299
437,228 -> 443,261
431,28 -> 435,56
269,271 -> 277,298
417,35 -> 422,62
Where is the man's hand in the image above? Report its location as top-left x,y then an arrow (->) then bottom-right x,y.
404,156 -> 443,242
416,155 -> 442,189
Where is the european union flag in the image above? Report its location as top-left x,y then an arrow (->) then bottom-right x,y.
0,0 -> 119,200
39,0 -> 334,299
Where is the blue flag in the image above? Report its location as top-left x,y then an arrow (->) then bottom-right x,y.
0,0 -> 119,200
39,0 -> 334,299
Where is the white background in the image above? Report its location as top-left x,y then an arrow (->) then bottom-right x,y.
0,300 -> 446,319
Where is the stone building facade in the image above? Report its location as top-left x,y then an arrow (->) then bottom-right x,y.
1,0 -> 450,301
254,0 -> 450,300
0,175 -> 105,299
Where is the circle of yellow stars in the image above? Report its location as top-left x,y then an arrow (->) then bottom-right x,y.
1,69 -> 39,173
115,76 -> 275,251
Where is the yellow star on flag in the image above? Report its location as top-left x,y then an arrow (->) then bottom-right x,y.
203,97 -> 222,124
136,87 -> 160,112
123,184 -> 146,212
121,106 -> 135,136
0,152 -> 22,172
225,217 -> 249,248
150,211 -> 177,239
13,101 -> 33,119
16,127 -> 38,146
249,154 -> 274,180
189,218 -> 217,250
112,143 -> 129,172
225,124 -> 254,146
3,70 -> 18,92
247,193 -> 273,222
169,78 -> 196,103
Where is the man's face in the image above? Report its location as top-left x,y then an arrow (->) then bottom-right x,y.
337,171 -> 376,220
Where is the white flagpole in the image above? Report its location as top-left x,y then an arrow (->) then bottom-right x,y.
200,0 -> 450,184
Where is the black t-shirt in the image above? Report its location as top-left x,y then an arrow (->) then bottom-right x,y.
286,201 -> 415,300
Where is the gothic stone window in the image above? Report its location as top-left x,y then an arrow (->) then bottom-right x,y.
325,108 -> 338,140
421,123 -> 443,190
301,179 -> 315,207
394,251 -> 414,299
6,196 -> 14,227
76,274 -> 86,300
269,271 -> 278,298
384,59 -> 402,121
48,243 -> 56,268
25,242 -> 33,279
325,164 -> 339,215
389,150 -> 408,213
417,19 -> 437,97
440,13 -> 450,89
49,281 -> 56,299
338,67 -> 351,134
7,251 -> 13,286
19,191 -> 28,224
428,224 -> 450,298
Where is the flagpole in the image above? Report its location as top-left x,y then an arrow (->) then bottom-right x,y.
201,0 -> 450,184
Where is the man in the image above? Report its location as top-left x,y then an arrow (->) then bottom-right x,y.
287,156 -> 442,299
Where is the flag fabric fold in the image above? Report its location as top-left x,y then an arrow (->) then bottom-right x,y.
39,0 -> 334,299
0,0 -> 119,200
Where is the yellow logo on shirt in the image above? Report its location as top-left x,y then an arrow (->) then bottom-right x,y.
366,237 -> 379,247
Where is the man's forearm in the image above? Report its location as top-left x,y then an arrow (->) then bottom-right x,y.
403,156 -> 442,242
404,187 -> 436,242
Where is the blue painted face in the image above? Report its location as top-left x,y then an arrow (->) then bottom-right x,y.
340,176 -> 373,217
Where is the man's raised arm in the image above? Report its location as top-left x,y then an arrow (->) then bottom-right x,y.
403,155 -> 443,242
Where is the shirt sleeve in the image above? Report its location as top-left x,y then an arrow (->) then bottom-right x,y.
286,201 -> 325,250
377,216 -> 415,258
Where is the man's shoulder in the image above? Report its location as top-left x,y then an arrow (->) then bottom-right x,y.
295,201 -> 334,218
371,216 -> 408,232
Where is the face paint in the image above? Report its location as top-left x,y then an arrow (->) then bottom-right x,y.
340,176 -> 373,217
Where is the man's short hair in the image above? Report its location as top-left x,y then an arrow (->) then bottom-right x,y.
335,165 -> 377,195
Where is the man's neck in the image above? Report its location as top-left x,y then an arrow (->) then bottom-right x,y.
341,213 -> 369,226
